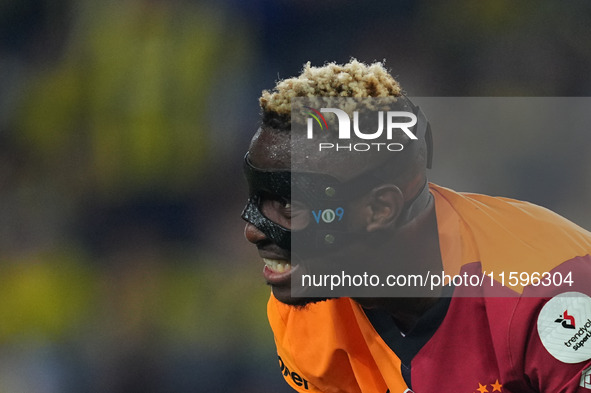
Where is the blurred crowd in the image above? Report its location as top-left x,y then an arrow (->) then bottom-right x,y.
0,0 -> 590,391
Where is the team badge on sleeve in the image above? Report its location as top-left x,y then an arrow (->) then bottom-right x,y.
537,292 -> 591,363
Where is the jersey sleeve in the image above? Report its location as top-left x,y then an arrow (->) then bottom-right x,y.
524,333 -> 591,393
511,256 -> 591,392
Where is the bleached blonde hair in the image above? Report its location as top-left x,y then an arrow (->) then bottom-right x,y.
260,60 -> 403,130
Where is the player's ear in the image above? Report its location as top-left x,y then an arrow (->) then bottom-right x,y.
365,185 -> 404,232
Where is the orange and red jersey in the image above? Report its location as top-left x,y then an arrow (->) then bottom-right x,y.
268,184 -> 591,393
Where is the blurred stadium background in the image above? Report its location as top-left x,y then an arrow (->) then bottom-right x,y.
0,0 -> 590,391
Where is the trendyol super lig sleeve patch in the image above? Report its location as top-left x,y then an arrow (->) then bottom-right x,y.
537,292 -> 591,363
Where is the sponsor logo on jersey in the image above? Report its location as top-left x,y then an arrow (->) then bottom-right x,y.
581,365 -> 591,389
537,292 -> 591,363
278,355 -> 310,390
564,319 -> 591,350
555,310 -> 576,329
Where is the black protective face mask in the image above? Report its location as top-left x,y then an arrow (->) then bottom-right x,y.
241,99 -> 433,255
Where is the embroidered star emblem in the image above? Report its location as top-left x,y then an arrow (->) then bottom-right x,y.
476,383 -> 489,393
491,379 -> 502,392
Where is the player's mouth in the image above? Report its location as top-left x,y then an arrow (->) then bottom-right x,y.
262,258 -> 294,286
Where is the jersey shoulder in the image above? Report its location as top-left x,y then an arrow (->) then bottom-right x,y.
430,183 -> 591,275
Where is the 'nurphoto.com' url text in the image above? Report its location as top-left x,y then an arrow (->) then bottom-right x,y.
300,270 -> 574,291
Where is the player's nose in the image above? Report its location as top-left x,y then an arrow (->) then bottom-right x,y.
244,222 -> 267,244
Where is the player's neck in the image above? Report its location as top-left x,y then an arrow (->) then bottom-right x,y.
390,297 -> 441,334
395,199 -> 444,331
357,198 -> 444,332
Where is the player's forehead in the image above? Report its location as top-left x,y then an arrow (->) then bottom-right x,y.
248,126 -> 382,180
248,127 -> 291,170
248,127 -> 321,172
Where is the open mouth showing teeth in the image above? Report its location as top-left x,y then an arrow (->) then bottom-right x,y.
263,258 -> 292,274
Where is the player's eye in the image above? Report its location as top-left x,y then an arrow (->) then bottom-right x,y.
259,193 -> 291,217
258,193 -> 309,230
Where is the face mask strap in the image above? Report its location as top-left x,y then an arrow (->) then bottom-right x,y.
403,96 -> 433,169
